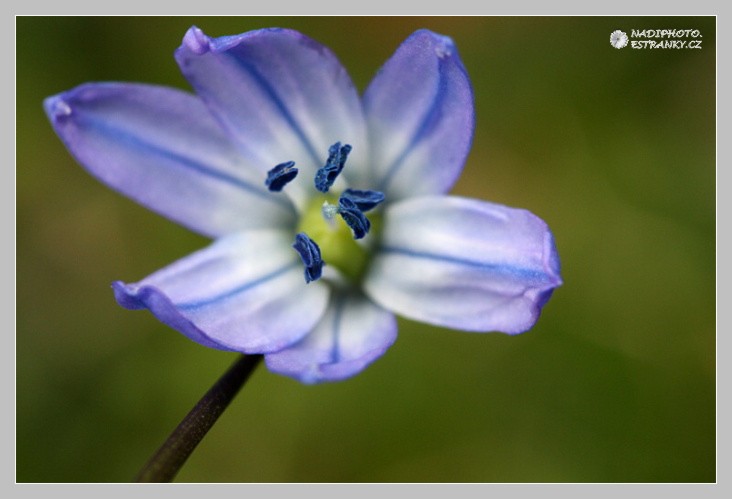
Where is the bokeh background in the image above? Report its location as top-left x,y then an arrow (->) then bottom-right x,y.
16,16 -> 715,482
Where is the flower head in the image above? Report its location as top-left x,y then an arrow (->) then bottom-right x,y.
44,26 -> 562,383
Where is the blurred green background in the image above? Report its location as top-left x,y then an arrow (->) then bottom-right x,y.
16,16 -> 715,482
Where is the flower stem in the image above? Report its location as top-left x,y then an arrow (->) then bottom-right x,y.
134,354 -> 263,482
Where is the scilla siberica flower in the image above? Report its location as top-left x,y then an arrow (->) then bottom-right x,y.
44,27 -> 562,383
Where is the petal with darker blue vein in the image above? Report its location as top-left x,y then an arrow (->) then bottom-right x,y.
363,29 -> 475,201
364,196 -> 562,334
113,230 -> 330,353
175,27 -> 368,206
265,291 -> 397,383
44,83 -> 296,238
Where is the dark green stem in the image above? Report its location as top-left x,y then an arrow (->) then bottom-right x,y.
134,354 -> 263,482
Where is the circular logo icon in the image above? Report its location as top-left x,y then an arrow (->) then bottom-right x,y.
610,30 -> 629,49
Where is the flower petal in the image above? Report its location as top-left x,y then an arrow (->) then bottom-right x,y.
175,26 -> 368,206
363,29 -> 475,201
44,83 -> 296,238
265,291 -> 397,383
113,230 -> 330,353
364,196 -> 562,334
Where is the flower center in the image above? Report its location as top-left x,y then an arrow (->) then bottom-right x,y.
265,142 -> 385,284
297,194 -> 382,282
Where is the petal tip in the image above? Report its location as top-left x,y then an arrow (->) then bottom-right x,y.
112,280 -> 144,310
412,28 -> 456,59
43,94 -> 72,123
111,280 -> 240,352
433,34 -> 455,59
182,25 -> 211,55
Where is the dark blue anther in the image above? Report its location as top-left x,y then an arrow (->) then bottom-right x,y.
265,161 -> 298,192
314,142 -> 352,193
337,196 -> 371,240
292,232 -> 324,283
340,189 -> 385,212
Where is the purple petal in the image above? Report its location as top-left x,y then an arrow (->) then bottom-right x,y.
175,26 -> 368,204
113,230 -> 330,353
364,196 -> 562,334
44,83 -> 296,238
363,29 -> 475,201
265,291 -> 397,383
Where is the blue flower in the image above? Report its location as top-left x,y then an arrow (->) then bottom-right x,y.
44,26 -> 562,384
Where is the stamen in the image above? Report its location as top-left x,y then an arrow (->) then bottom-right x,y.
314,142 -> 352,193
292,232 -> 324,283
340,189 -> 385,212
337,197 -> 371,240
265,161 -> 298,192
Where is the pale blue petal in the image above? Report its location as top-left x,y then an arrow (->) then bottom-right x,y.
363,29 -> 474,201
44,83 -> 296,238
175,26 -> 368,206
265,291 -> 397,383
364,196 -> 562,334
113,230 -> 330,353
